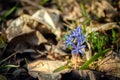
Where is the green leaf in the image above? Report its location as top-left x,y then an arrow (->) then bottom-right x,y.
40,0 -> 49,5
0,37 -> 6,48
112,29 -> 116,41
80,48 -> 111,69
4,65 -> 19,68
80,3 -> 88,18
0,64 -> 19,69
0,6 -> 17,23
80,3 -> 91,25
53,65 -> 69,73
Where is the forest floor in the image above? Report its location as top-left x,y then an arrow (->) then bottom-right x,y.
0,0 -> 120,80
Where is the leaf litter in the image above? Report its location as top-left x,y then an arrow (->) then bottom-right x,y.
0,0 -> 120,80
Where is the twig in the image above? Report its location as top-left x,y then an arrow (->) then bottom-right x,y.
0,51 -> 19,65
20,0 -> 44,9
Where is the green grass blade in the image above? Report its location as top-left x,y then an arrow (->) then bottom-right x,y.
40,0 -> 49,5
0,64 -> 19,69
53,65 -> 69,73
112,29 -> 116,41
80,49 -> 111,69
80,3 -> 88,18
0,37 -> 6,48
4,64 -> 19,68
0,6 -> 17,23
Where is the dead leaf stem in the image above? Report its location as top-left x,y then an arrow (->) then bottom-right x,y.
0,51 -> 20,65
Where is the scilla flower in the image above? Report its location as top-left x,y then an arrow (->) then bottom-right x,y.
65,26 -> 86,54
65,26 -> 86,69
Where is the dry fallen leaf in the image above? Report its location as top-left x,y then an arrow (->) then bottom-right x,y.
6,8 -> 62,42
32,8 -> 62,39
6,31 -> 47,52
60,0 -> 82,21
6,14 -> 41,41
91,0 -> 118,18
28,59 -> 67,80
0,75 -> 7,80
98,51 -> 120,78
61,70 -> 102,80
86,22 -> 120,34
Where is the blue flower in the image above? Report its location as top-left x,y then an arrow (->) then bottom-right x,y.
64,35 -> 76,48
76,35 -> 86,46
70,26 -> 82,38
72,43 -> 86,54
65,26 -> 86,54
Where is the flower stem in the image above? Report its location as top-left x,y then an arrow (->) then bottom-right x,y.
72,54 -> 79,69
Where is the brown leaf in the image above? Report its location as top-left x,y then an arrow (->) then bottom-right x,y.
61,70 -> 102,80
9,31 -> 47,52
0,75 -> 7,80
6,15 -> 39,41
60,0 -> 82,21
27,59 -> 67,80
98,51 -> 120,78
91,0 -> 118,18
86,22 -> 120,34
32,8 -> 62,39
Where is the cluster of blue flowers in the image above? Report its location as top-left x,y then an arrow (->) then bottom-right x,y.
65,26 -> 86,54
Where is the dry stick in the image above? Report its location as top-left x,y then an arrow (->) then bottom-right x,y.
20,0 -> 44,9
0,51 -> 19,65
75,54 -> 79,69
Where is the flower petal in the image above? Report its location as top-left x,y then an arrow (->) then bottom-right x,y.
79,50 -> 83,54
76,27 -> 82,34
79,45 -> 86,49
72,49 -> 78,54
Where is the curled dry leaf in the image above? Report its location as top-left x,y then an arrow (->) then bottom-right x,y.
60,0 -> 82,21
98,51 -> 120,78
5,14 -> 47,57
86,22 -> 120,34
12,31 -> 47,51
61,70 -> 102,80
6,14 -> 43,41
0,75 -> 7,80
6,8 -> 62,42
91,0 -> 118,18
78,70 -> 101,80
28,59 -> 67,80
44,40 -> 68,60
32,8 -> 62,39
